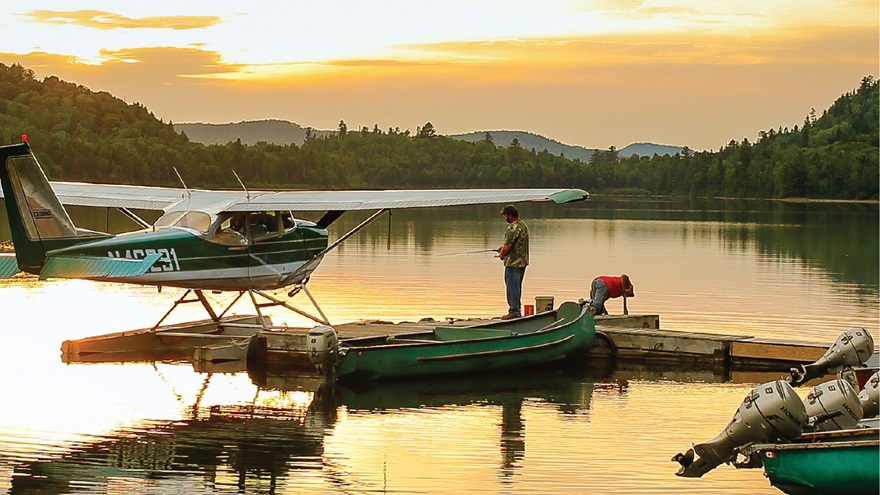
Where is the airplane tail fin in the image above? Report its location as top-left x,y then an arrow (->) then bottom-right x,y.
0,139 -> 107,275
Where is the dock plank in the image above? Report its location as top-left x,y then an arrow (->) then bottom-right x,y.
731,339 -> 825,362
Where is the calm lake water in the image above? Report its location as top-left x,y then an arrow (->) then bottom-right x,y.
0,198 -> 877,494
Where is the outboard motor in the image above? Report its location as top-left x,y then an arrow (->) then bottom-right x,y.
858,371 -> 879,419
789,329 -> 875,386
803,378 -> 863,431
672,380 -> 806,478
307,325 -> 339,374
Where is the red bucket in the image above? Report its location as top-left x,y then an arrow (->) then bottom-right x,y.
524,304 -> 535,316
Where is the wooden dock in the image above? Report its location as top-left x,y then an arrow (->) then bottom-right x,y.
60,307 -> 829,375
256,313 -> 827,372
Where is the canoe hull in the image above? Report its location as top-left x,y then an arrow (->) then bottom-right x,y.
335,301 -> 595,380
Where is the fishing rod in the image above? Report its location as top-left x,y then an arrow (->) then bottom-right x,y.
437,248 -> 499,257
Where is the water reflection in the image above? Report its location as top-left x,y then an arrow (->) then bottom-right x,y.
8,362 -> 602,495
11,390 -> 333,495
10,362 -> 330,495
317,198 -> 879,289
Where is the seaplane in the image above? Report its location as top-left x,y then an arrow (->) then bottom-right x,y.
0,137 -> 588,341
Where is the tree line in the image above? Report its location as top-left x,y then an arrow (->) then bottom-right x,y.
0,63 -> 876,199
588,76 -> 878,200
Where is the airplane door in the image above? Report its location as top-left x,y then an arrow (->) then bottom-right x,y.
247,211 -> 303,288
246,212 -> 274,286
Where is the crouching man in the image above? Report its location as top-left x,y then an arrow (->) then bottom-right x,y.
589,274 -> 634,315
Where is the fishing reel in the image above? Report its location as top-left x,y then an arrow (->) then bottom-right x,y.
788,329 -> 875,386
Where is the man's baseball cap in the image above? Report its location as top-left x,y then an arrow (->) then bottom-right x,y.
500,205 -> 518,216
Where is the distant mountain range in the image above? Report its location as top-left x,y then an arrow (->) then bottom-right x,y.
448,131 -> 684,160
449,130 -> 595,161
174,119 -> 332,146
174,120 -> 683,160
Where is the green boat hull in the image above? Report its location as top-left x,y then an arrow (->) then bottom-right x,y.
758,429 -> 879,495
335,301 -> 596,381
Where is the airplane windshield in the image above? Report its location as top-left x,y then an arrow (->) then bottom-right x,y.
154,211 -> 211,233
207,211 -> 297,245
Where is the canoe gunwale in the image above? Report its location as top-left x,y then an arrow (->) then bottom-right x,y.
417,334 -> 574,362
742,427 -> 880,456
342,303 -> 586,352
749,438 -> 879,451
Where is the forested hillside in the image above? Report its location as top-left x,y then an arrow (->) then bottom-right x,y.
0,63 -> 876,199
176,123 -> 683,163
0,64 -> 190,186
588,76 -> 878,199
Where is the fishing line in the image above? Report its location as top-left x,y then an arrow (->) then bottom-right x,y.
437,248 -> 499,257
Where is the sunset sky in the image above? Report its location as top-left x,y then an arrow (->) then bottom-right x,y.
0,1 -> 877,151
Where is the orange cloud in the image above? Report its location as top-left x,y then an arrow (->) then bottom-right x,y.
0,47 -> 242,114
396,25 -> 879,69
22,10 -> 221,30
97,47 -> 241,75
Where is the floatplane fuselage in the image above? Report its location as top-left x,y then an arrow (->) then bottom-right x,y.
30,212 -> 329,292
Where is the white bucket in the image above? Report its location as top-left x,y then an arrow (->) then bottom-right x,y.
535,296 -> 554,313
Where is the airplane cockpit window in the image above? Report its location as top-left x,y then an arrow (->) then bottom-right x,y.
281,211 -> 296,231
209,213 -> 247,245
155,211 -> 211,233
205,211 -> 295,244
248,212 -> 279,238
154,211 -> 184,229
247,211 -> 295,241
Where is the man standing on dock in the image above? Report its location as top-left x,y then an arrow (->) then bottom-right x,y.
497,205 -> 529,319
590,274 -> 635,315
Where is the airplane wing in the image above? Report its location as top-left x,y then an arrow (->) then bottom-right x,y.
48,182 -> 188,210
3,183 -> 588,212
218,188 -> 588,212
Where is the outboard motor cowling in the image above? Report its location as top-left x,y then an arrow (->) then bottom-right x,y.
858,371 -> 879,419
673,380 -> 806,478
803,378 -> 863,431
789,329 -> 875,385
307,325 -> 339,374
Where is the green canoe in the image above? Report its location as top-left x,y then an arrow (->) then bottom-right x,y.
334,301 -> 596,381
749,427 -> 879,495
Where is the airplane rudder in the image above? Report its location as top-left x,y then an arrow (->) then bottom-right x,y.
0,142 -> 77,273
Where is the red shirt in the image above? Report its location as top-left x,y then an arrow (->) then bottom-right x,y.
597,276 -> 625,298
